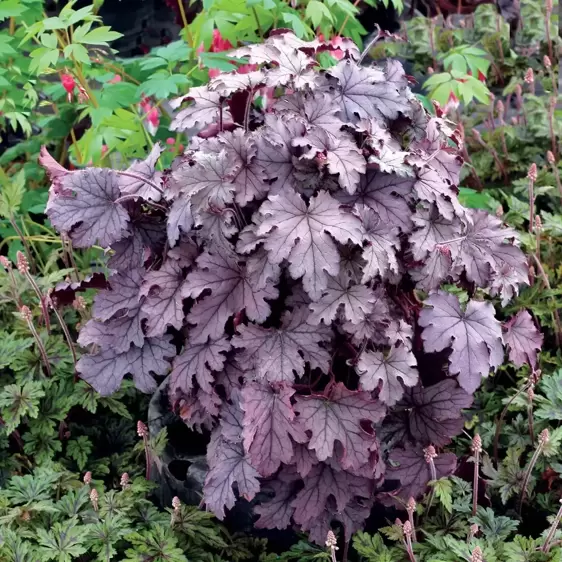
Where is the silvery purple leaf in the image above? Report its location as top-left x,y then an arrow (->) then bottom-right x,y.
118,144 -> 164,201
232,306 -> 331,384
293,128 -> 365,194
183,249 -> 278,343
170,86 -> 232,132
419,291 -> 504,393
170,337 -> 230,394
140,259 -> 186,337
93,268 -> 144,321
47,168 -> 130,248
503,310 -> 543,368
257,190 -> 363,300
167,196 -> 193,247
209,70 -> 265,96
414,167 -> 463,221
329,60 -> 410,123
308,272 -> 376,325
356,344 -> 418,406
337,171 -> 415,233
255,478 -> 297,530
358,206 -> 400,283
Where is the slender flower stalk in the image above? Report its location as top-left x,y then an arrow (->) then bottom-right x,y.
547,151 -> 562,203
527,384 -> 535,442
0,256 -> 22,306
137,421 -> 151,480
17,251 -> 51,333
528,163 -> 537,234
472,128 -> 508,183
47,292 -> 77,367
542,499 -> 562,552
545,0 -> 554,61
424,445 -> 438,513
519,429 -> 549,514
20,305 -> 51,377
495,100 -> 509,161
547,96 -> 557,159
514,84 -> 527,125
407,497 -> 417,542
494,372 -> 539,465
471,434 -> 482,516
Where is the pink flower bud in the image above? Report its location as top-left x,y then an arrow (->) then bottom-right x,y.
137,420 -> 148,437
0,256 -> 11,270
325,530 -> 338,548
16,251 -> 29,274
423,445 -> 437,462
90,488 -> 99,510
528,163 -> 537,182
120,472 -> 130,489
172,496 -> 181,510
20,306 -> 32,322
166,137 -> 176,146
61,72 -> 76,94
524,68 -> 534,84
544,55 -> 552,69
471,434 -> 482,454
547,150 -> 556,164
84,471 -> 92,484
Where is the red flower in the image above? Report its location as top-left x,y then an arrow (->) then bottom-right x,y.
477,70 -> 486,83
208,68 -> 221,79
210,29 -> 232,52
61,73 -> 76,100
166,137 -> 176,145
146,108 -> 159,128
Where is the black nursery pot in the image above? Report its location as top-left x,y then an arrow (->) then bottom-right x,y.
147,378 -> 272,535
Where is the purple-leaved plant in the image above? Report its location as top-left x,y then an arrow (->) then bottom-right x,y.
41,31 -> 540,543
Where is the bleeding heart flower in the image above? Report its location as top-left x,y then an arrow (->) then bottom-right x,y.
210,29 -> 233,52
477,70 -> 486,83
166,137 -> 176,145
209,68 -> 221,79
61,73 -> 76,102
109,74 -> 122,84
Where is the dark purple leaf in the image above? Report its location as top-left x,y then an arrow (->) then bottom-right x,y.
204,431 -> 260,519
233,306 -> 331,383
183,249 -> 278,343
77,336 -> 174,395
294,383 -> 385,470
170,337 -> 230,394
241,382 -> 307,476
